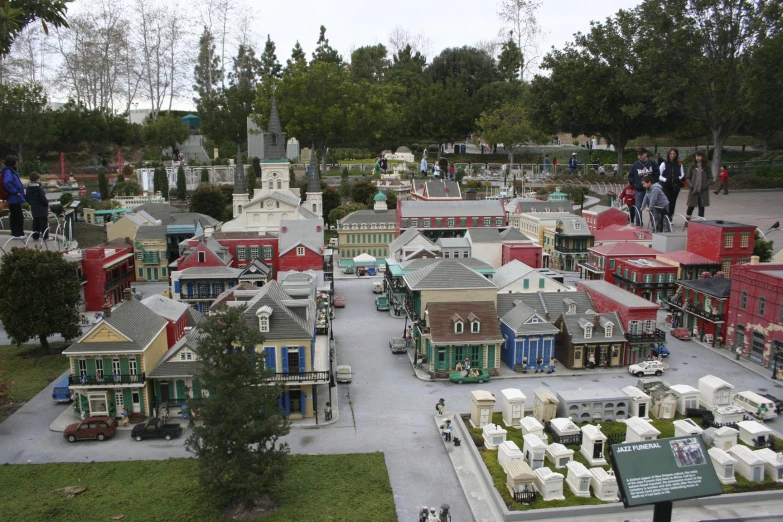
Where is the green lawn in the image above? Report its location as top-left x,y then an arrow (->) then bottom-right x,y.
0,453 -> 396,522
0,342 -> 70,403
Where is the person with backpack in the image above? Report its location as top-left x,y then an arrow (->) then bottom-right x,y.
25,172 -> 50,240
639,174 -> 671,232
1,155 -> 27,239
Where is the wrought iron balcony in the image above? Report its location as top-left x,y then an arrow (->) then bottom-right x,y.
626,329 -> 666,343
685,306 -> 725,323
104,271 -> 133,290
70,373 -> 146,386
554,245 -> 590,254
268,371 -> 329,384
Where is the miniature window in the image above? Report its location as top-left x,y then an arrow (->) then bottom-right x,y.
758,297 -> 766,316
237,247 -> 247,261
740,233 -> 750,248
297,247 -> 305,256
740,291 -> 747,309
259,315 -> 270,332
423,219 -> 431,227
198,252 -> 205,263
250,246 -> 260,259
471,321 -> 480,333
262,246 -> 273,260
411,219 -> 419,227
483,218 -> 491,226
495,218 -> 503,226
724,234 -> 733,248
584,326 -> 592,338
455,322 -> 463,334
605,324 -> 613,337
447,218 -> 455,227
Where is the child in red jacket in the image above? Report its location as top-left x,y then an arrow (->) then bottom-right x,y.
714,165 -> 729,195
620,183 -> 637,224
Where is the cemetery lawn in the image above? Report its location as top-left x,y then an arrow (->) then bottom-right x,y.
0,453 -> 396,522
0,342 -> 70,423
469,412 -> 783,511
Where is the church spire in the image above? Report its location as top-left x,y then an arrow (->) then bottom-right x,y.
307,144 -> 321,193
233,142 -> 246,194
263,92 -> 286,159
268,93 -> 282,135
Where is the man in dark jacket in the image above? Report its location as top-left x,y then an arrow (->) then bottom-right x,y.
568,153 -> 579,175
1,155 -> 27,239
627,148 -> 658,226
25,172 -> 50,240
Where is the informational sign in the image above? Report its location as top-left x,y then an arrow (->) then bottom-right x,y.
611,435 -> 723,508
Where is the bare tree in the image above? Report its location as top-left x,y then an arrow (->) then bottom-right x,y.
388,25 -> 433,60
475,39 -> 502,60
496,0 -> 544,80
135,0 -> 171,119
1,25 -> 49,86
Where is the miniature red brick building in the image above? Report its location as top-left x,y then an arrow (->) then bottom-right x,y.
667,273 -> 731,346
686,220 -> 755,277
501,242 -> 544,268
579,242 -> 661,283
613,258 -> 679,303
82,239 -> 136,311
581,205 -> 630,233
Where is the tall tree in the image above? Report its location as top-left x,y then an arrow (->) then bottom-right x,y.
350,44 -> 389,82
176,164 -> 186,200
142,113 -> 190,160
428,46 -> 501,96
286,40 -> 305,69
193,26 -> 223,100
496,0 -> 543,80
0,82 -> 50,162
97,168 -> 109,199
322,186 -> 341,226
497,34 -> 524,82
387,25 -> 433,59
259,34 -> 281,82
0,249 -> 81,352
476,100 -> 547,166
311,25 -> 341,65
0,0 -> 71,56
742,32 -> 783,152
189,183 -> 228,221
648,0 -> 780,175
185,305 -> 290,510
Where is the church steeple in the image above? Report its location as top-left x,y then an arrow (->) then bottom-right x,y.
263,94 -> 286,159
233,142 -> 246,194
305,143 -> 323,218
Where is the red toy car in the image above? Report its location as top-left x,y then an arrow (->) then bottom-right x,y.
63,415 -> 117,442
670,327 -> 691,340
333,296 -> 346,308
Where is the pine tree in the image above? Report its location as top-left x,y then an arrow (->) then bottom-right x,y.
97,168 -> 109,200
260,34 -> 282,82
229,45 -> 261,89
311,25 -> 341,65
161,172 -> 170,200
249,157 -> 260,199
201,167 -> 210,184
193,27 -> 223,100
287,41 -> 306,69
176,165 -> 187,200
185,305 -> 290,509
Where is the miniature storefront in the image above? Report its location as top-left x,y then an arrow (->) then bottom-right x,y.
589,467 -> 619,501
622,385 -> 651,419
482,423 -> 508,450
674,418 -> 704,438
738,420 -> 773,446
523,433 -> 547,470
501,388 -> 527,428
708,447 -> 737,485
520,416 -> 546,441
623,416 -> 661,443
533,388 -> 559,424
728,445 -> 766,482
581,424 -> 608,466
698,375 -> 735,409
470,390 -> 496,428
713,405 -> 746,424
649,387 -> 677,419
565,461 -> 592,498
669,384 -> 700,415
505,459 -> 536,499
755,448 -> 783,482
703,426 -> 739,450
533,467 -> 565,501
498,441 -> 524,471
546,442 -> 574,469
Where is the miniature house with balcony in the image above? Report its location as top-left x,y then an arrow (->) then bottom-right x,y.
708,447 -> 737,485
565,461 -> 592,498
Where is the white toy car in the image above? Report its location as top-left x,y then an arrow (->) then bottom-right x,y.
628,360 -> 665,377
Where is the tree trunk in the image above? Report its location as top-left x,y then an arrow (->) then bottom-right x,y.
39,335 -> 50,352
711,125 -> 730,178
437,142 -> 442,160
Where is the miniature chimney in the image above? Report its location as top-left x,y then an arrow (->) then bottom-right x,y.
102,302 -> 112,318
716,271 -> 725,278
124,288 -> 133,301
545,312 -> 550,321
702,271 -> 711,279
204,225 -> 214,238
593,314 -> 600,329
750,256 -> 760,265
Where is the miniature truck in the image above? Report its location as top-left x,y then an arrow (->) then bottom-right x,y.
131,417 -> 183,441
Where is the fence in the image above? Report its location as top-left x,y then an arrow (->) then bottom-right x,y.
136,166 -> 239,192
511,489 -> 539,503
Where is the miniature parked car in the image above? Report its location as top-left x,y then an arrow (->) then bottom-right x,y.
449,368 -> 491,384
63,415 -> 117,442
343,266 -> 354,275
52,375 -> 72,403
372,282 -> 384,294
335,365 -> 352,383
670,328 -> 691,340
389,337 -> 407,353
375,296 -> 389,311
628,360 -> 665,377
131,417 -> 183,441
333,296 -> 346,308
653,345 -> 671,357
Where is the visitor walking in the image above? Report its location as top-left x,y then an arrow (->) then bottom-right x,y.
628,148 -> 659,226
685,151 -> 712,221
25,172 -> 50,240
420,154 -> 428,176
658,148 -> 685,220
1,155 -> 27,239
568,153 -> 578,175
544,154 -> 552,175
714,165 -> 729,195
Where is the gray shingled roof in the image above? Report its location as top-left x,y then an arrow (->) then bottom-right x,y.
141,294 -> 191,321
400,199 -> 505,218
339,209 -> 397,226
677,276 -> 732,298
466,229 -> 504,243
134,225 -> 167,241
403,259 -> 497,290
399,256 -> 493,272
279,219 -> 324,255
147,328 -> 204,378
63,341 -> 142,355
414,180 -> 461,198
497,291 -> 594,318
556,217 -> 593,236
578,280 -> 660,309
436,237 -> 470,248
179,266 -> 242,278
242,281 -> 314,340
389,228 -> 431,253
239,259 -> 272,278
559,312 -> 625,343
492,260 -> 536,289
297,206 -> 319,219
514,200 -> 573,214
500,227 -> 530,241
500,301 -> 560,335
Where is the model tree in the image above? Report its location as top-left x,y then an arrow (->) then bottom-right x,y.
0,249 -> 82,352
186,305 -> 290,510
189,184 -> 228,222
176,164 -> 186,200
97,168 -> 109,200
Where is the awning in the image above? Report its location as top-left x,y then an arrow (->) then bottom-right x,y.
579,263 -> 603,274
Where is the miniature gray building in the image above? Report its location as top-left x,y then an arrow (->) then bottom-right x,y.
556,388 -> 629,422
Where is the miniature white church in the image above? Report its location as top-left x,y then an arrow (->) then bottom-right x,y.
222,96 -> 322,234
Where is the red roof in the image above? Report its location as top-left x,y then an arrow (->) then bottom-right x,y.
593,229 -> 654,242
427,301 -> 503,345
657,250 -> 721,266
588,242 -> 661,256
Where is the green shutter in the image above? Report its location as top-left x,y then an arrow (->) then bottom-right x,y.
120,357 -> 129,376
488,345 -> 496,368
86,358 -> 96,377
176,380 -> 186,399
108,393 -> 116,417
192,379 -> 202,398
524,279 -> 530,289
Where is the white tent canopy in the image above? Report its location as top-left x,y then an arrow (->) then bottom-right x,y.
353,253 -> 376,265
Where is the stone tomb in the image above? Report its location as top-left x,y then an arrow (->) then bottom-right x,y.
498,441 -> 524,471
533,467 -> 565,501
482,423 -> 508,450
546,442 -> 574,469
703,426 -> 739,451
728,445 -> 766,482
713,405 -> 746,424
755,448 -> 783,482
523,433 -> 547,470
669,384 -> 700,415
673,418 -> 704,438
580,424 -> 608,466
533,388 -> 559,424
520,416 -> 546,442
501,388 -> 526,428
470,390 -> 496,428
708,447 -> 737,485
622,385 -> 651,419
565,461 -> 592,497
589,467 -> 619,501
505,459 -> 536,500
737,420 -> 773,447
623,416 -> 661,443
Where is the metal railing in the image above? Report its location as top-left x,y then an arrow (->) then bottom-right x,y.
512,489 -> 539,503
268,371 -> 329,383
70,373 -> 146,386
626,329 -> 667,343
104,271 -> 133,290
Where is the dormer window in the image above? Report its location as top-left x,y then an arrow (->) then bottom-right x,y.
297,246 -> 305,256
572,220 -> 581,231
455,322 -> 463,334
472,321 -> 480,333
198,251 -> 205,263
584,325 -> 592,338
605,324 -> 613,337
256,305 -> 273,333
